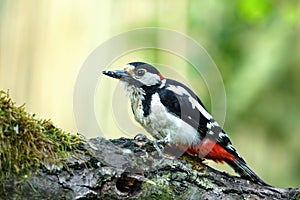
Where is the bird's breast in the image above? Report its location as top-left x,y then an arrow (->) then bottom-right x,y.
130,93 -> 199,146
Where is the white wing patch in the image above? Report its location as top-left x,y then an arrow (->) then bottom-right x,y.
218,132 -> 227,138
166,85 -> 212,120
207,130 -> 214,135
206,120 -> 220,129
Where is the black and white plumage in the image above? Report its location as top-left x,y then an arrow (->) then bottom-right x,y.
103,61 -> 269,186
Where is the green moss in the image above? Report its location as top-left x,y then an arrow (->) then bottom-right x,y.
0,90 -> 84,180
139,179 -> 179,200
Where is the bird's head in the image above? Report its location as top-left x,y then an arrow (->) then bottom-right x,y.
103,62 -> 165,87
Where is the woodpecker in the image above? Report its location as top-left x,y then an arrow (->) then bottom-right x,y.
103,61 -> 269,186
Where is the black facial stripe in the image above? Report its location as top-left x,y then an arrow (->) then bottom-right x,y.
141,84 -> 161,117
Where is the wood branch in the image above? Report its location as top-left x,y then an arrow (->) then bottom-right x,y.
1,136 -> 299,200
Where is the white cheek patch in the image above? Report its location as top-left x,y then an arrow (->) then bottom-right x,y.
166,85 -> 212,120
138,72 -> 161,86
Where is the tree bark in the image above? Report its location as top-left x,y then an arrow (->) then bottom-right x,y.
1,135 -> 299,200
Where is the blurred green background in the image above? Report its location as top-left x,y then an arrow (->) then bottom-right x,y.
0,0 -> 299,187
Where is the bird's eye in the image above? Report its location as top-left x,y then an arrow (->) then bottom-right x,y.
136,69 -> 146,76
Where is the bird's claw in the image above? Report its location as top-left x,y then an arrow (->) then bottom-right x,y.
134,133 -> 150,142
134,134 -> 170,158
152,138 -> 171,158
153,140 -> 165,158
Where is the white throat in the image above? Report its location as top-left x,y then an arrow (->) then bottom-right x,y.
120,81 -> 145,100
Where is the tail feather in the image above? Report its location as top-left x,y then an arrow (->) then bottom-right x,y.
226,157 -> 271,187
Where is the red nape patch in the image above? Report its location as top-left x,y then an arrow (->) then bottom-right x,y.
186,140 -> 235,163
158,73 -> 164,80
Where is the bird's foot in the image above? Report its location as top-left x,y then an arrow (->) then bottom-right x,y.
152,137 -> 171,158
134,134 -> 170,159
133,134 -> 165,157
134,133 -> 151,143
152,140 -> 165,158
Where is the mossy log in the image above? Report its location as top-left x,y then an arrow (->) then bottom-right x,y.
0,91 -> 299,199
1,136 -> 299,200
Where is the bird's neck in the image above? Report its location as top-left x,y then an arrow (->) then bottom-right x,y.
120,81 -> 164,118
120,81 -> 164,99
120,81 -> 145,101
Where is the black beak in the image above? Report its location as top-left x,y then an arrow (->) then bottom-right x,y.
102,70 -> 129,79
